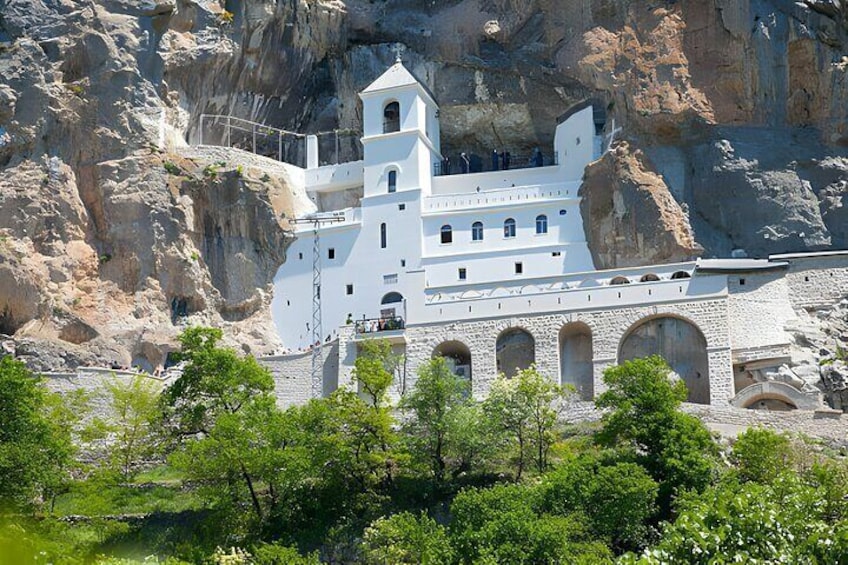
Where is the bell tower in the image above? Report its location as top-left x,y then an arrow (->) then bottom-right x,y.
359,59 -> 441,197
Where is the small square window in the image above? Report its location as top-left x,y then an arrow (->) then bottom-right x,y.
515,262 -> 523,274
328,248 -> 335,260
458,268 -> 467,281
398,203 -> 406,211
739,278 -> 746,285
552,251 -> 561,257
346,284 -> 353,295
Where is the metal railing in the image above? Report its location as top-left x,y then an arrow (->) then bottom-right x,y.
355,316 -> 405,334
434,151 -> 558,176
314,129 -> 363,166
197,114 -> 307,167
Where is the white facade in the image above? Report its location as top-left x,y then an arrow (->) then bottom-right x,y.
271,61 -> 599,350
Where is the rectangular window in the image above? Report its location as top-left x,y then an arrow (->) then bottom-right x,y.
514,262 -> 523,274
328,248 -> 335,260
384,273 -> 398,285
458,268 -> 467,281
346,284 -> 353,295
398,203 -> 406,211
298,252 -> 303,260
401,259 -> 406,267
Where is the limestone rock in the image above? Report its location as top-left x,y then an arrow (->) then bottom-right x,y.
579,141 -> 702,269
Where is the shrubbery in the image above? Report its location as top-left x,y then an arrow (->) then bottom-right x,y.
1,332 -> 846,563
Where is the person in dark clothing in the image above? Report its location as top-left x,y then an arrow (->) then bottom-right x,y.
491,149 -> 499,171
503,151 -> 511,170
460,152 -> 470,174
534,147 -> 543,167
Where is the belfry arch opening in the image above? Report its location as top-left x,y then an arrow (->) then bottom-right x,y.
383,101 -> 400,133
559,322 -> 593,400
433,340 -> 472,382
618,316 -> 710,404
496,327 -> 535,378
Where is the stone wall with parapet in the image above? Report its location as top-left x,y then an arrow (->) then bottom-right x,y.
781,254 -> 848,310
261,340 -> 339,408
558,401 -> 848,447
42,368 -> 175,421
726,271 -> 795,358
403,297 -> 733,404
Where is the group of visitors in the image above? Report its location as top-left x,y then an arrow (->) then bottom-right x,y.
440,147 -> 547,175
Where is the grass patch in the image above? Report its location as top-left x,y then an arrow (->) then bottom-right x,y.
53,482 -> 202,517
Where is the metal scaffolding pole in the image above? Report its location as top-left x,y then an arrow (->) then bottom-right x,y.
290,213 -> 345,397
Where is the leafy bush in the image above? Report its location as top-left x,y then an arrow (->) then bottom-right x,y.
731,428 -> 794,483
361,511 -> 453,565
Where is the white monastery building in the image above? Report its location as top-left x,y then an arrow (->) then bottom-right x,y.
265,61 -> 848,413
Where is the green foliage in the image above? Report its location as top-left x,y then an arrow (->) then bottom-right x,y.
163,161 -> 181,176
595,356 -> 717,510
203,164 -> 219,179
0,356 -> 76,511
541,454 -> 658,552
400,357 -> 469,481
450,484 -> 613,564
361,511 -> 454,565
88,375 -> 162,482
251,542 -> 320,564
483,366 -> 565,478
731,428 -> 794,483
621,473 -> 848,564
163,327 -> 279,521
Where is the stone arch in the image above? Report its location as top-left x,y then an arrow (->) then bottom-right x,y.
496,327 -> 535,378
559,322 -> 593,400
731,381 -> 821,411
383,100 -> 400,133
432,340 -> 472,382
618,315 -> 710,404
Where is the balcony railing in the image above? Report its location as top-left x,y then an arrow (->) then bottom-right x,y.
355,316 -> 405,334
435,151 -> 558,176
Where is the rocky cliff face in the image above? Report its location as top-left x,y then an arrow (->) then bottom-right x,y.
1,0 -> 847,366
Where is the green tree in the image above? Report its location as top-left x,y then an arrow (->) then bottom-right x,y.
449,483 -> 613,564
400,357 -> 469,482
162,327 -> 278,521
361,511 -> 454,565
622,473 -> 848,564
595,356 -> 717,511
0,356 -> 75,510
89,375 -> 162,482
541,454 -> 658,552
446,401 -> 494,478
483,366 -> 564,478
730,427 -> 794,483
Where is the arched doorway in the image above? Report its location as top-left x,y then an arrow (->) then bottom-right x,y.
559,322 -> 593,400
433,341 -> 472,382
380,292 -> 404,321
496,328 -> 535,378
618,316 -> 710,404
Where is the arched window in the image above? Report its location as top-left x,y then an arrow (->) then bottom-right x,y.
388,170 -> 397,193
535,214 -> 548,234
380,223 -> 387,249
503,218 -> 516,238
440,224 -> 453,244
671,270 -> 692,280
383,101 -> 400,133
471,221 -> 484,241
381,292 -> 404,304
